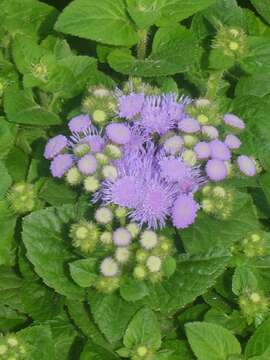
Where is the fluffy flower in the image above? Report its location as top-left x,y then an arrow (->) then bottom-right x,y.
210,140 -> 231,161
202,125 -> 219,139
77,154 -> 97,175
178,116 -> 200,133
100,257 -> 119,277
194,141 -> 211,159
106,123 -> 131,145
44,135 -> 67,159
224,134 -> 241,149
84,135 -> 104,153
109,176 -> 142,208
68,114 -> 91,133
50,154 -> 73,178
113,228 -> 132,246
206,159 -> 228,181
163,135 -> 183,155
237,155 -> 256,176
224,113 -> 245,129
118,93 -> 144,119
172,194 -> 199,229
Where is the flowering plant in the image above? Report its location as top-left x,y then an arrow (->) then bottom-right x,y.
0,0 -> 270,359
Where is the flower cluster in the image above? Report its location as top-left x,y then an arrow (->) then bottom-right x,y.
239,290 -> 269,325
231,230 -> 270,258
45,86 -> 256,232
0,334 -> 26,359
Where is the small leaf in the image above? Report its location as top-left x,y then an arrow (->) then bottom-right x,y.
120,277 -> 149,302
69,258 -> 97,288
185,322 -> 241,360
245,317 -> 270,358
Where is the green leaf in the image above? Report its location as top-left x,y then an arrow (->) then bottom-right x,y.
236,75 -> 270,98
181,193 -> 259,254
204,309 -> 247,335
0,304 -> 26,331
88,291 -> 141,343
241,37 -> 270,74
0,267 -> 24,312
0,118 -> 16,160
5,147 -> 29,182
120,277 -> 149,302
250,0 -> 270,25
4,88 -> 61,126
81,341 -> 119,360
143,249 -> 230,314
0,161 -> 12,199
0,200 -> 16,266
69,258 -> 98,288
108,25 -> 200,76
18,325 -> 55,360
22,205 -> 84,300
162,340 -> 195,360
55,0 -> 138,46
126,0 -> 163,29
124,307 -> 161,350
38,178 -> 77,206
185,322 -> 241,360
0,0 -> 58,39
232,266 -> 258,296
259,173 -> 270,204
162,256 -> 177,278
245,317 -> 270,358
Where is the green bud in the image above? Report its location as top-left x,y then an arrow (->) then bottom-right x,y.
93,109 -> 107,124
83,176 -> 100,192
31,63 -> 48,81
70,220 -> 99,253
95,152 -> 109,165
73,143 -> 90,157
7,183 -> 36,215
213,26 -> 248,59
95,276 -> 120,293
136,249 -> 148,263
133,265 -> 147,280
239,290 -> 269,324
104,144 -> 122,159
66,167 -> 82,186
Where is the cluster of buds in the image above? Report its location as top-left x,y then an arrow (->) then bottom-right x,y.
122,77 -> 160,97
231,231 -> 269,257
133,230 -> 173,283
239,290 -> 269,325
201,184 -> 235,220
131,346 -> 154,360
31,62 -> 49,82
0,334 -> 27,359
82,86 -> 117,126
7,182 -> 36,215
212,26 -> 248,59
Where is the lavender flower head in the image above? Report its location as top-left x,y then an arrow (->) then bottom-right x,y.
178,116 -> 200,133
225,134 -> 241,149
224,113 -> 245,129
118,93 -> 144,119
68,114 -> 91,133
237,155 -> 256,176
194,141 -> 211,159
206,159 -> 228,181
106,123 -> 131,145
50,154 -> 73,178
210,140 -> 231,161
172,194 -> 199,229
44,135 -> 67,159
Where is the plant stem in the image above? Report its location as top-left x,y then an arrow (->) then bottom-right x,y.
205,70 -> 224,100
137,29 -> 148,60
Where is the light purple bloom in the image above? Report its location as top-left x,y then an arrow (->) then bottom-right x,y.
44,135 -> 67,160
106,123 -> 131,145
206,159 -> 228,181
172,194 -> 199,229
210,140 -> 231,161
77,154 -> 97,175
201,125 -> 219,139
194,142 -> 211,159
110,176 -> 142,208
118,93 -> 144,119
84,135 -> 104,153
50,154 -> 73,178
224,134 -> 241,150
163,135 -> 183,155
113,228 -> 132,246
68,114 -> 91,133
224,113 -> 245,129
178,116 -> 200,133
237,155 -> 256,176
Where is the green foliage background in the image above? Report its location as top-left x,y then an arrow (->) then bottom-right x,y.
0,0 -> 270,359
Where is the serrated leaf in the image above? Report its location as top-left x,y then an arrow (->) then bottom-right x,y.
0,201 -> 16,266
120,277 -> 149,302
241,37 -> 270,74
0,304 -> 26,331
55,0 -> 138,46
22,205 -> 84,300
69,258 -> 98,288
108,25 -> 200,76
39,178 -> 77,206
80,341 -> 119,360
245,317 -> 270,358
250,0 -> 270,25
88,292 -> 141,343
4,88 -> 61,126
236,75 -> 270,98
0,118 -> 16,160
232,266 -> 258,296
185,322 -> 241,360
0,161 -> 12,199
124,307 -> 161,350
5,147 -> 29,182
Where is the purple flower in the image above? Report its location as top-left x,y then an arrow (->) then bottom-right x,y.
210,140 -> 231,161
237,155 -> 256,176
113,228 -> 132,246
163,135 -> 183,155
44,135 -> 67,159
224,113 -> 245,129
201,125 -> 219,139
224,134 -> 241,150
118,93 -> 144,119
194,141 -> 211,159
178,116 -> 200,133
50,154 -> 73,178
171,194 -> 199,229
206,159 -> 228,181
106,123 -> 131,145
68,114 -> 91,133
77,154 -> 97,175
84,135 -> 105,153
110,176 -> 142,208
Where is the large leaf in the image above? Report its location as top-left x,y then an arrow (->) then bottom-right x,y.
0,200 -> 16,266
241,37 -> 270,74
108,25 -> 200,76
22,205 -> 84,300
55,0 -> 138,46
250,0 -> 270,25
123,307 -> 161,350
245,317 -> 270,358
80,341 -> 119,360
69,258 -> 98,288
185,322 -> 241,360
0,118 -> 16,160
88,292 -> 141,343
143,249 -> 230,314
4,88 -> 61,126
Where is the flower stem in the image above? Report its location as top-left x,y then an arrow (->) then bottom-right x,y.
205,70 -> 224,100
137,29 -> 148,60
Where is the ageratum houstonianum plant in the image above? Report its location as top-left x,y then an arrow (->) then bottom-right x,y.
44,81 -> 257,293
